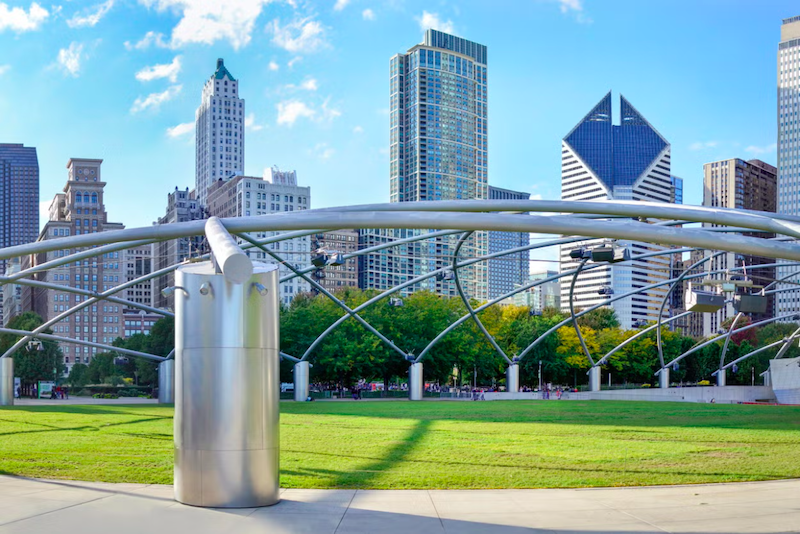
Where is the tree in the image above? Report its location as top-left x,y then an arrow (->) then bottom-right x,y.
577,307 -> 620,331
0,312 -> 65,385
67,363 -> 90,387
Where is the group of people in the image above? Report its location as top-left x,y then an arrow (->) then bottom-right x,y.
49,386 -> 69,400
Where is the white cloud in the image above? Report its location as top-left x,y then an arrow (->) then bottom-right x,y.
130,84 -> 182,113
57,42 -> 84,77
0,64 -> 10,76
124,30 -> 169,50
245,112 -> 264,131
333,0 -> 349,11
0,1 -> 48,32
67,0 -> 113,28
268,60 -> 279,71
320,97 -> 341,121
353,125 -> 363,134
745,143 -> 777,156
530,193 -> 543,201
556,0 -> 592,24
268,17 -> 327,54
135,56 -> 181,83
417,11 -> 454,34
140,0 -> 272,50
276,100 -> 315,126
166,121 -> 194,137
39,199 -> 52,223
300,77 -> 318,91
311,142 -> 335,160
689,141 -> 718,151
287,56 -> 302,68
362,8 -> 375,21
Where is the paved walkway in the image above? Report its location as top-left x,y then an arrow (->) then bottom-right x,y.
0,476 -> 797,533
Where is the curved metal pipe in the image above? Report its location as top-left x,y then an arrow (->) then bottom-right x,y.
718,312 -> 744,372
716,326 -> 800,375
0,328 -> 165,362
595,310 -> 693,368
569,257 -> 595,367
451,231 -> 512,365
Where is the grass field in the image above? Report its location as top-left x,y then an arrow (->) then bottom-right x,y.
1,400 -> 799,489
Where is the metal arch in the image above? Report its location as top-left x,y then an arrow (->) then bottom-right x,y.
661,312 -> 800,371
0,328 -> 165,361
569,257 -> 595,367
655,250 -> 725,369
238,233 -> 411,362
718,312 -> 744,372
451,231 -> 513,366
7,208 -> 800,262
0,229 -> 325,359
715,326 -> 800,377
595,311 -> 693,368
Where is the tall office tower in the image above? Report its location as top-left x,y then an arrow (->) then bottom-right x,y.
559,93 -> 673,329
207,169 -> 311,306
671,176 -> 683,204
777,16 -> 800,317
154,187 -> 206,309
385,29 -> 488,300
488,186 -> 530,300
195,58 -> 245,208
124,243 -> 155,309
311,230 -> 359,291
689,158 -> 777,338
24,159 -> 125,373
0,144 -> 39,319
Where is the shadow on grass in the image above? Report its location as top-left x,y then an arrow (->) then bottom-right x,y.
0,416 -> 171,437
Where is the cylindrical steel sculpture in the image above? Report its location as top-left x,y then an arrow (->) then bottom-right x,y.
409,362 -> 423,401
158,360 -> 175,404
506,364 -> 519,393
294,361 -> 310,402
716,369 -> 726,387
589,366 -> 601,392
659,368 -> 670,389
0,357 -> 13,406
173,261 -> 280,508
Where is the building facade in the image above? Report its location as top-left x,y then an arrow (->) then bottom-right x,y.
206,169 -> 311,306
124,243 -> 155,309
24,159 -> 125,372
559,93 -> 673,329
777,16 -> 800,318
687,158 -> 778,338
311,230 -> 359,291
488,186 -> 530,301
195,58 -> 245,208
379,29 -> 488,300
154,187 -> 206,309
0,143 -> 39,320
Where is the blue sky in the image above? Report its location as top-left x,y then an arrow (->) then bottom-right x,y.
0,0 -> 794,231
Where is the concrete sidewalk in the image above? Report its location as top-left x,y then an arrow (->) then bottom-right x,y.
0,476 -> 797,533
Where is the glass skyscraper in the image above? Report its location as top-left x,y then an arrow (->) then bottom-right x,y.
777,16 -> 800,317
380,30 -> 488,300
488,186 -> 530,301
559,93 -> 673,329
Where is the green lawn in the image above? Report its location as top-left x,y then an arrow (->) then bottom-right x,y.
1,401 -> 799,489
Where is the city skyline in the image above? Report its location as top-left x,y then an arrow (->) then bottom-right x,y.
0,1 -> 792,233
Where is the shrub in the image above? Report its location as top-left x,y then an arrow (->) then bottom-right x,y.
641,383 -> 651,388
698,380 -> 711,386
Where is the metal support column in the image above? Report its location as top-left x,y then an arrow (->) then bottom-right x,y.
763,371 -> 771,387
409,362 -> 423,401
0,357 -> 13,406
716,369 -> 726,387
293,361 -> 310,402
659,368 -> 670,389
506,364 -> 519,393
158,360 -> 174,404
589,366 -> 601,392
174,217 -> 280,508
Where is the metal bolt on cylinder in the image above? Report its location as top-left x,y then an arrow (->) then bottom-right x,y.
294,361 -> 310,402
409,362 -> 423,401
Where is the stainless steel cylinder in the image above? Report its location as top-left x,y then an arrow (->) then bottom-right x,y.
409,362 -> 423,401
716,369 -> 726,387
506,364 -> 519,393
659,367 -> 670,389
589,366 -> 601,392
158,360 -> 175,403
174,261 -> 280,508
763,371 -> 771,387
0,357 -> 13,406
293,361 -> 310,402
